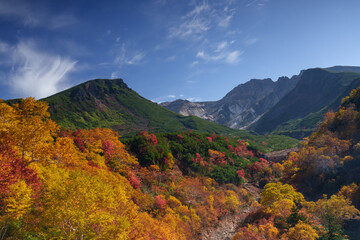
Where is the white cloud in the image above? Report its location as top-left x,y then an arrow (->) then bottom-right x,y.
190,60 -> 199,67
185,2 -> 210,18
225,50 -> 242,64
244,37 -> 258,46
196,51 -> 222,61
196,51 -> 205,58
166,55 -> 176,62
168,1 -> 235,41
246,0 -> 269,8
111,71 -> 119,79
187,80 -> 198,84
215,41 -> 228,52
8,40 -> 77,99
218,15 -> 232,28
152,94 -> 180,103
169,16 -> 210,40
186,97 -> 201,102
196,48 -> 242,65
114,44 -> 145,66
127,52 -> 145,65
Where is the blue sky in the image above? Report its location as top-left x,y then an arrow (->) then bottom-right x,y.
0,0 -> 360,102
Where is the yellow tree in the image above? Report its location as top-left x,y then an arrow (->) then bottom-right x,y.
0,99 -> 16,136
2,180 -> 33,221
52,137 -> 83,167
1,98 -> 58,165
307,194 -> 360,226
285,221 -> 319,240
260,182 -> 304,210
37,165 -> 138,239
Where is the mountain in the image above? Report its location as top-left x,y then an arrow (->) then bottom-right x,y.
161,75 -> 299,129
162,66 -> 360,139
42,79 -> 244,135
251,68 -> 360,137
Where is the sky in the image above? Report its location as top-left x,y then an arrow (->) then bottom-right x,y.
1,0 -> 360,102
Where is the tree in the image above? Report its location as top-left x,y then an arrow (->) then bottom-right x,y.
260,182 -> 304,210
0,98 -> 58,165
305,194 -> 360,239
286,221 -> 319,240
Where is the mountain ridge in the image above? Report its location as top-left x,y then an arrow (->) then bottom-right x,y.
161,66 -> 360,138
161,75 -> 299,129
252,68 -> 360,136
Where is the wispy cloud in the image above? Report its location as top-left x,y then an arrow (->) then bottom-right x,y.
166,55 -> 176,62
111,71 -> 120,79
218,14 -> 233,28
169,13 -> 210,40
168,1 -> 235,41
244,37 -> 259,46
127,52 -> 145,65
151,94 -> 180,103
187,80 -> 198,84
195,41 -> 242,65
114,44 -> 145,66
190,61 -> 199,67
152,93 -> 200,103
186,97 -> 198,102
6,40 -> 77,99
215,41 -> 228,52
246,0 -> 269,8
225,50 -> 242,64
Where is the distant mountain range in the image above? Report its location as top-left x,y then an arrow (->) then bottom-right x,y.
161,66 -> 360,138
161,75 -> 300,129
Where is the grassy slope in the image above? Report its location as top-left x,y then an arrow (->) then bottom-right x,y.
43,79 -> 249,135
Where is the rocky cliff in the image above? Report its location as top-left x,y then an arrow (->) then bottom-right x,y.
161,75 -> 299,129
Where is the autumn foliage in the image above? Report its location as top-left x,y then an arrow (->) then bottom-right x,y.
1,96 -> 360,239
0,98 -> 259,239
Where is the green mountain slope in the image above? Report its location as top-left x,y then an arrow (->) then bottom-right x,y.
43,79 -> 245,135
40,78 -> 298,151
251,68 -> 360,138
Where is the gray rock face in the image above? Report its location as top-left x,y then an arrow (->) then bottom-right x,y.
161,75 -> 299,129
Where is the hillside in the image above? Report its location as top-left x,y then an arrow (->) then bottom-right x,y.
43,78 -> 240,135
252,68 -> 360,137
